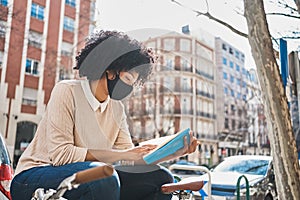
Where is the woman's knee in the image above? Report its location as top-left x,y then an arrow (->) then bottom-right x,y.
89,170 -> 120,193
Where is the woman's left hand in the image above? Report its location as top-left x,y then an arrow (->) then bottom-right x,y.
171,131 -> 199,158
186,131 -> 199,154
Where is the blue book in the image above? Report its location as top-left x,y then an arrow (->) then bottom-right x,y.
143,128 -> 191,164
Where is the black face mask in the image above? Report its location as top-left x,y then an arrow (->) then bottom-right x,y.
106,73 -> 133,100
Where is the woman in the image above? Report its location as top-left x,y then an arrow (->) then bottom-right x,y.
11,30 -> 198,200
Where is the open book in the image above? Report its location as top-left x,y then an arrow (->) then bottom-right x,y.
142,128 -> 191,164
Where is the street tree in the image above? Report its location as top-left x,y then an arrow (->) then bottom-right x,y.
245,1 -> 300,199
172,0 -> 300,199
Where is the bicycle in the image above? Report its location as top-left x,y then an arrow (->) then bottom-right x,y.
31,164 -> 210,200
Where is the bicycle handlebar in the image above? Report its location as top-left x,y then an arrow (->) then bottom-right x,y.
74,165 -> 114,184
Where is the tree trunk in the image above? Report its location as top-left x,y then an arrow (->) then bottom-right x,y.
295,0 -> 300,14
244,0 -> 300,199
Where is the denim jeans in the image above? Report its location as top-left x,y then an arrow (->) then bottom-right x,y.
11,162 -> 173,200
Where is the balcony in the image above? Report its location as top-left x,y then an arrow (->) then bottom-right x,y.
196,111 -> 216,119
195,69 -> 214,80
196,90 -> 215,99
181,67 -> 192,73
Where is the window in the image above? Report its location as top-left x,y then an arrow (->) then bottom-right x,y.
236,78 -> 241,86
64,16 -> 75,32
232,120 -> 236,130
242,81 -> 246,88
225,118 -> 229,129
242,95 -> 247,101
163,38 -> 175,51
223,72 -> 227,80
242,68 -> 247,75
229,61 -> 234,69
65,0 -> 76,7
61,41 -> 73,56
26,58 -> 39,75
241,54 -> 245,62
222,57 -> 227,65
22,87 -> 37,106
0,51 -> 3,68
166,59 -> 173,70
196,43 -> 213,61
222,43 -> 227,51
224,87 -> 228,94
231,89 -> 234,97
59,67 -> 72,80
235,51 -> 240,59
180,39 -> 190,52
89,1 -> 96,34
182,77 -> 191,92
0,20 -> 6,37
230,75 -> 234,83
164,96 -> 174,114
28,31 -> 43,48
163,76 -> 174,90
181,59 -> 189,69
229,47 -> 233,54
0,0 -> 8,6
31,3 -> 45,20
236,64 -> 240,72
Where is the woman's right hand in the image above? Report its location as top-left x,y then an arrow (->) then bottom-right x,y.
123,144 -> 157,161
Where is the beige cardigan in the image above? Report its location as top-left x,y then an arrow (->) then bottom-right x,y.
15,80 -> 134,175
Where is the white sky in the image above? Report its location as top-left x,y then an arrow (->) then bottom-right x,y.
96,0 -> 300,69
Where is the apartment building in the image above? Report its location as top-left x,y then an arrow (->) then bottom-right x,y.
124,32 -> 219,165
215,38 -> 249,157
245,69 -> 270,155
0,0 -> 96,167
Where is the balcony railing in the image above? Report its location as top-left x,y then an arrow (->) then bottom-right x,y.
196,90 -> 215,99
196,111 -> 216,119
195,69 -> 214,80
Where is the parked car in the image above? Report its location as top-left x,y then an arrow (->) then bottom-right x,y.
0,134 -> 13,200
192,155 -> 277,200
169,160 -> 205,179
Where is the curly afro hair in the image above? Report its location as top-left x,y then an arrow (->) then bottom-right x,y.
74,30 -> 156,86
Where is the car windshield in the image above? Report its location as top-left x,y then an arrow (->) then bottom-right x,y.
213,158 -> 270,175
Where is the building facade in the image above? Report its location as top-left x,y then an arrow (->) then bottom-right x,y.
245,69 -> 270,155
215,38 -> 269,158
0,0 -> 96,167
215,38 -> 249,157
124,32 -> 219,166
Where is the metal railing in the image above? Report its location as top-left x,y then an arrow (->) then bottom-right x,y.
236,175 -> 250,200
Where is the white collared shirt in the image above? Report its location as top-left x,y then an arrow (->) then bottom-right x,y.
80,80 -> 110,113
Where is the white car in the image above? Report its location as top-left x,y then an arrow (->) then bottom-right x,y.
191,155 -> 277,200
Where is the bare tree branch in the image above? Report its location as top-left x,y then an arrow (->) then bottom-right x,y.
280,36 -> 300,39
273,0 -> 299,13
202,12 -> 249,38
266,12 -> 300,18
171,0 -> 248,38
